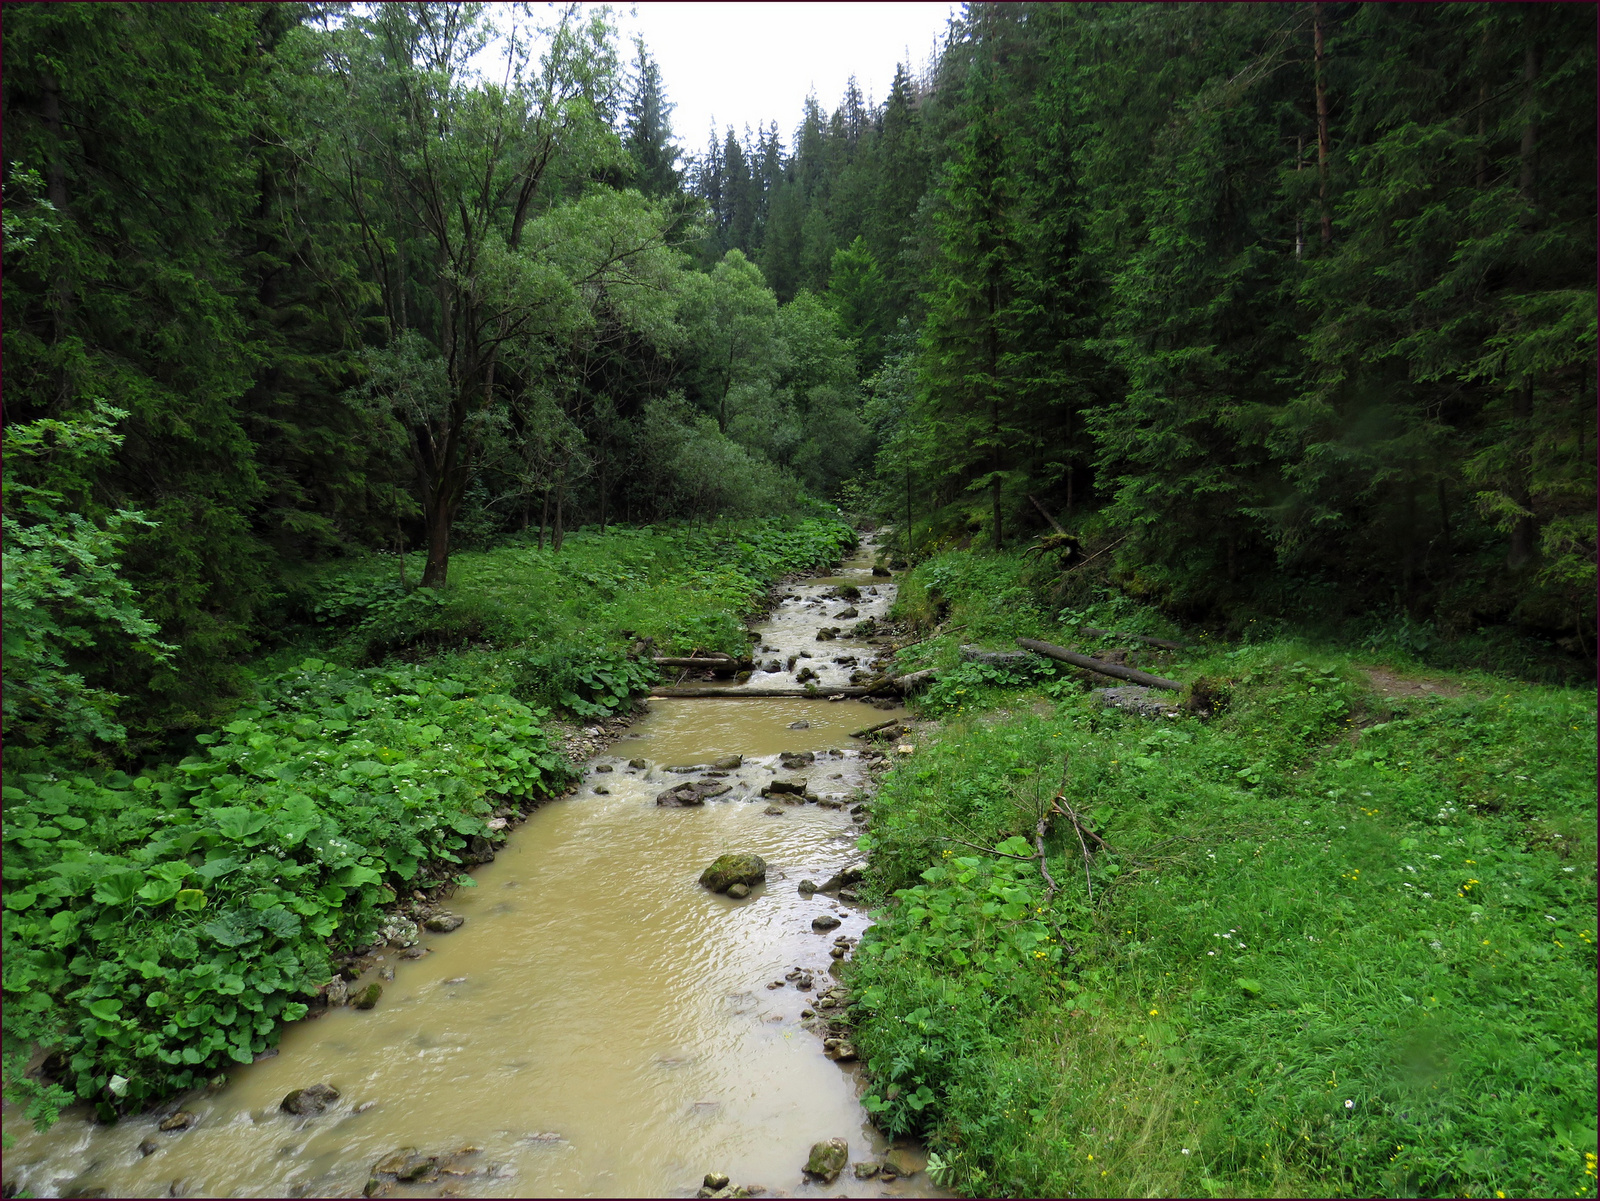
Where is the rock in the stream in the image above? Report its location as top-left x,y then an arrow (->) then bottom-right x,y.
803,1138 -> 849,1184
711,755 -> 743,769
352,983 -> 383,1010
872,566 -> 891,577
812,913 -> 842,932
424,913 -> 465,933
281,1083 -> 339,1116
832,607 -> 859,620
698,853 -> 768,894
818,865 -> 864,893
853,1162 -> 880,1179
373,1149 -> 440,1183
762,805 -> 785,816
380,916 -> 420,948
883,1147 -> 927,1178
657,781 -> 732,807
703,1172 -> 730,1190
787,720 -> 810,730
778,750 -> 816,767
628,758 -> 648,769
140,1139 -> 161,1156
725,883 -> 751,900
763,778 -> 807,796
797,879 -> 819,894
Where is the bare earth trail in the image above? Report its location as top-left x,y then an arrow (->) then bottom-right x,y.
4,537 -> 943,1200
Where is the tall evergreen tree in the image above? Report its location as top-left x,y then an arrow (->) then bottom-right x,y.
623,42 -> 682,198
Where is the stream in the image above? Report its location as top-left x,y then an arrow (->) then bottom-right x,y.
4,537 -> 942,1200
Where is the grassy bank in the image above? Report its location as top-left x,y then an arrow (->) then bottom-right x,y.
848,549 -> 1597,1199
3,517 -> 855,1133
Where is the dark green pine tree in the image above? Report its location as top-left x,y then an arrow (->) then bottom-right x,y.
623,43 -> 683,198
866,62 -> 931,317
916,44 -> 1025,550
2,1 -> 278,737
721,128 -> 756,252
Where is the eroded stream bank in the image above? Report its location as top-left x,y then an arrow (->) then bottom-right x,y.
5,537 -> 941,1200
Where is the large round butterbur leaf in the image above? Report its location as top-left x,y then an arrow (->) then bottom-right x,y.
173,889 -> 207,912
136,877 -> 184,905
92,870 -> 145,905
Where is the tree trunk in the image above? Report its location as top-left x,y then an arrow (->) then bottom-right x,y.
989,278 -> 1002,551
1518,42 -> 1540,216
1507,375 -> 1536,567
1016,638 -> 1184,691
539,488 -> 550,551
1314,3 -> 1332,245
553,482 -> 566,553
421,492 -> 454,587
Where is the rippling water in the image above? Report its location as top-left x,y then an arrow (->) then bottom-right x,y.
3,537 -> 939,1199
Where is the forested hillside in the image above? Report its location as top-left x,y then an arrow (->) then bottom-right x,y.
5,1 -> 1593,769
695,1 -> 1596,657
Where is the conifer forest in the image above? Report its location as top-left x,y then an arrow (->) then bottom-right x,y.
3,4 -> 1595,1199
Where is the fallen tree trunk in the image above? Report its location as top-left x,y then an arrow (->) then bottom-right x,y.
888,668 -> 936,692
1016,638 -> 1183,691
851,718 -> 904,738
1078,627 -> 1194,652
649,686 -> 879,699
652,657 -> 754,671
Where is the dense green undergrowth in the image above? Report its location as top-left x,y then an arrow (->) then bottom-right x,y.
3,517 -> 854,1133
849,549 -> 1597,1199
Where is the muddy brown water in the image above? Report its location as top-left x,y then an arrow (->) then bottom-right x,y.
4,538 -> 945,1199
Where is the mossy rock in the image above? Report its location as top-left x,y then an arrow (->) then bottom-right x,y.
699,853 -> 768,893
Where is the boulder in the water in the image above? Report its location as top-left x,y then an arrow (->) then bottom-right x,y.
803,1138 -> 849,1183
352,982 -> 382,1010
656,782 -> 707,807
424,913 -> 464,933
883,1146 -> 927,1178
764,778 -> 807,796
699,853 -> 768,894
812,913 -> 842,931
711,755 -> 742,769
726,882 -> 751,899
158,1111 -> 196,1132
628,758 -> 648,769
798,879 -> 819,894
373,1149 -> 439,1183
787,720 -> 809,730
832,607 -> 858,620
779,750 -> 816,767
281,1083 -> 339,1116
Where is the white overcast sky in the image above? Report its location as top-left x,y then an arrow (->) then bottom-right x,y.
609,3 -> 961,153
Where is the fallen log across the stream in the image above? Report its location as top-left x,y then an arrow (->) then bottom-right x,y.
652,656 -> 755,671
648,686 -> 881,698
1015,637 -> 1184,691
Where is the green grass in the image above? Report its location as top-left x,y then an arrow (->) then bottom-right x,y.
848,551 -> 1598,1199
